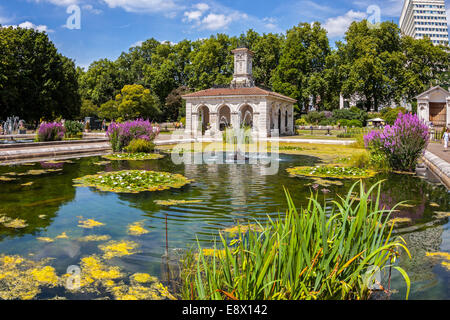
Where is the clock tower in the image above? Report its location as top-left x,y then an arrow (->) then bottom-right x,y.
231,47 -> 254,88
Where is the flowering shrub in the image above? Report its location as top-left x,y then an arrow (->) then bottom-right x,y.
107,119 -> 159,152
37,122 -> 65,142
364,113 -> 429,172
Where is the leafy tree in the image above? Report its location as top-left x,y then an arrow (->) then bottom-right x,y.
271,22 -> 331,113
115,84 -> 161,120
251,33 -> 283,87
80,99 -> 98,119
98,100 -> 120,121
165,86 -> 190,121
186,34 -> 234,90
0,26 -> 80,123
78,59 -> 123,106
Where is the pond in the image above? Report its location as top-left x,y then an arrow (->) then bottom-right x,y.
0,152 -> 448,300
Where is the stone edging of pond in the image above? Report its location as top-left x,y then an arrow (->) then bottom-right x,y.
422,151 -> 450,189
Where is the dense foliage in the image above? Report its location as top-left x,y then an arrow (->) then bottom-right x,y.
64,120 -> 84,138
107,119 -> 159,152
364,113 -> 429,172
1,19 -> 448,123
181,182 -> 410,300
0,27 -> 80,123
37,122 -> 66,142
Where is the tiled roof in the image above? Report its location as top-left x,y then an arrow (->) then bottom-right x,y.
182,87 -> 297,103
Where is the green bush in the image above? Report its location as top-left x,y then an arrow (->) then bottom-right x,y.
337,119 -> 349,127
124,138 -> 155,153
384,107 -> 406,125
348,119 -> 363,128
64,120 -> 84,139
295,118 -> 308,126
305,111 -> 326,125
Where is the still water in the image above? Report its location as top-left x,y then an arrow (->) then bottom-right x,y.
0,153 -> 448,299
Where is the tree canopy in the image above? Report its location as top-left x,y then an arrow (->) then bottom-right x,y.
0,26 -> 80,123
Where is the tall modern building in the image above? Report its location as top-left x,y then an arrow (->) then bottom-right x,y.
399,0 -> 449,46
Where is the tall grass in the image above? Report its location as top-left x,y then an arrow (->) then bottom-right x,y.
180,181 -> 410,300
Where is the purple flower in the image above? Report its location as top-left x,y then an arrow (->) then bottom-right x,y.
38,122 -> 66,142
107,119 -> 159,152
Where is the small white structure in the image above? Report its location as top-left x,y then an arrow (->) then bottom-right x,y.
416,86 -> 450,127
182,48 -> 296,138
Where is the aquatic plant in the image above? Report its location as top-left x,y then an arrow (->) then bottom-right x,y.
78,218 -> 105,229
107,119 -> 159,152
127,221 -> 150,236
103,153 -> 164,161
77,235 -> 111,242
73,170 -> 192,194
287,166 -> 377,179
1,217 -> 28,229
37,122 -> 65,142
124,138 -> 155,154
180,181 -> 411,300
0,255 -> 59,300
364,113 -> 429,172
99,240 -> 140,260
154,199 -> 203,206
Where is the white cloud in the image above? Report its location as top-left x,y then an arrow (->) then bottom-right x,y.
201,13 -> 233,30
4,21 -> 53,33
323,10 -> 367,38
352,0 -> 402,17
32,0 -> 79,6
82,4 -> 102,15
194,3 -> 209,12
262,17 -> 278,30
184,10 -> 203,22
101,0 -> 181,14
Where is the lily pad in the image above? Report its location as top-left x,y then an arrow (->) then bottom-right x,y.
73,170 -> 192,194
103,153 -> 164,161
154,199 -> 203,206
287,166 -> 377,179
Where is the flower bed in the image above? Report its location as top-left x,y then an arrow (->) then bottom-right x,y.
37,122 -> 65,142
103,153 -> 164,161
107,119 -> 159,152
73,170 -> 192,193
364,113 -> 429,172
287,166 -> 377,179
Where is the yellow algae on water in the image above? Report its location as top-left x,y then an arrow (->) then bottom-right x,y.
37,237 -> 54,243
442,261 -> 450,271
429,202 -> 440,208
131,273 -> 157,284
77,235 -> 111,242
21,182 -> 34,187
55,232 -> 69,239
78,217 -> 105,229
200,248 -> 226,259
38,215 -> 47,219
0,255 -> 59,300
223,224 -> 263,237
155,199 -> 203,206
31,266 -> 58,286
98,240 -> 140,260
127,221 -> 150,236
64,255 -> 123,291
425,252 -> 450,260
434,212 -> 450,219
3,218 -> 28,229
388,217 -> 412,226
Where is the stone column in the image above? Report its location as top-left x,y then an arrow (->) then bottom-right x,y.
447,97 -> 450,128
192,113 -> 199,137
231,112 -> 239,130
280,106 -> 286,135
288,105 -> 294,135
185,102 -> 192,136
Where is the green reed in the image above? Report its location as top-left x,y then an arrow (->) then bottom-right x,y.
180,181 -> 411,300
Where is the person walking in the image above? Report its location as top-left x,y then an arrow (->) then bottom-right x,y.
443,128 -> 449,151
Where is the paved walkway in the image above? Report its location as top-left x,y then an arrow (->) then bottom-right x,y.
427,142 -> 450,162
423,142 -> 450,189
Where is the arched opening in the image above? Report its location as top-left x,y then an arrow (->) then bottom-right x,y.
285,110 -> 288,131
218,105 -> 231,131
278,109 -> 281,133
240,105 -> 253,128
198,105 -> 210,135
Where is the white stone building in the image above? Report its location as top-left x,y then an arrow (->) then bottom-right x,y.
182,48 -> 296,138
416,86 -> 450,127
399,0 -> 449,46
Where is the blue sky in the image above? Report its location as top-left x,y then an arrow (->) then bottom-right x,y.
1,0 -> 449,69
